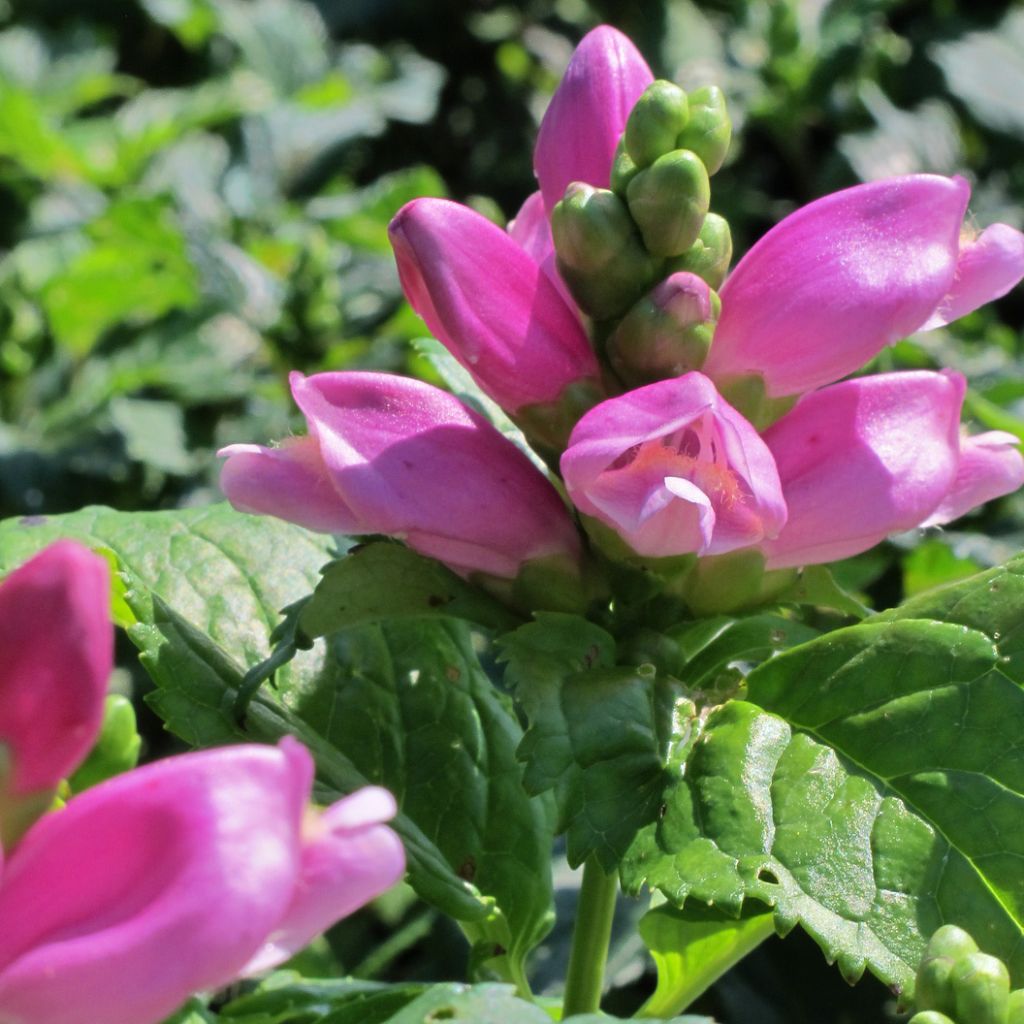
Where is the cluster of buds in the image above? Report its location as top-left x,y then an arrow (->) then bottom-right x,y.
221,25 -> 1024,616
910,926 -> 1023,1024
552,77 -> 731,389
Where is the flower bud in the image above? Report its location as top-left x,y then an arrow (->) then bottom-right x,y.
950,952 -> 1010,1024
907,1014 -> 956,1024
607,272 -> 719,387
667,212 -> 733,289
676,85 -> 731,174
624,80 -> 690,168
626,149 -> 711,257
1007,987 -> 1024,1024
610,139 -> 639,196
926,925 -> 979,962
915,956 -> 958,1016
551,183 -> 659,320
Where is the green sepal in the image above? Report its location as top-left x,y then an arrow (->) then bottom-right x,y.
676,85 -> 731,174
626,149 -> 711,257
950,952 -> 1010,1024
606,282 -> 719,387
713,372 -> 797,431
551,184 -> 659,320
512,377 -> 605,455
666,213 -> 733,290
624,80 -> 690,168
69,694 -> 142,792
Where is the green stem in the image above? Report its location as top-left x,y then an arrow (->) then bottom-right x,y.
562,856 -> 619,1017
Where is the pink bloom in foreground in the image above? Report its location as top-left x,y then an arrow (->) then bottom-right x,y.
0,739 -> 404,1024
561,373 -> 786,558
0,541 -> 111,797
533,25 -> 653,214
389,198 -> 598,413
760,371 -> 966,568
703,175 -> 1024,398
220,371 -> 582,580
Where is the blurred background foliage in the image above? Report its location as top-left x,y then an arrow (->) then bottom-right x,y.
1,0 -> 1023,1019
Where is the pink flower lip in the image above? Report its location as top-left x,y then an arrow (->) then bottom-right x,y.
561,372 -> 787,558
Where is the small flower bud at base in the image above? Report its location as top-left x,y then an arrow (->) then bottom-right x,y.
607,273 -> 719,387
627,149 -> 711,257
624,80 -> 690,168
677,85 -> 731,174
907,1013 -> 957,1024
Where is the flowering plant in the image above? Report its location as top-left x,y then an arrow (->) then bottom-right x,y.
6,19 -> 1024,1024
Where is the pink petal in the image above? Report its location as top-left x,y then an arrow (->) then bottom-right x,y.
534,26 -> 653,213
923,431 -> 1024,526
389,198 -> 596,413
705,175 -> 971,397
288,371 -> 582,579
0,542 -> 112,796
921,223 -> 1024,329
0,742 -> 312,1024
244,786 -> 405,973
561,372 -> 786,558
219,437 -> 362,534
761,371 -> 965,569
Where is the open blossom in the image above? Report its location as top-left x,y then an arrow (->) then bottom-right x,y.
703,175 -> 1024,398
0,543 -> 405,1024
220,371 -> 582,581
561,373 -> 786,558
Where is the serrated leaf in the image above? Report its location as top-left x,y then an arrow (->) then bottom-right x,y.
298,542 -> 521,636
623,607 -> 1024,998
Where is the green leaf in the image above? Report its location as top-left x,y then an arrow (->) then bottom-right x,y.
41,198 -> 199,354
637,902 -> 774,1018
0,505 -> 555,986
298,542 -> 522,637
217,975 -> 714,1024
623,605 -> 1024,998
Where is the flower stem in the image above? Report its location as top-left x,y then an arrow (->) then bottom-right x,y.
562,856 -> 618,1017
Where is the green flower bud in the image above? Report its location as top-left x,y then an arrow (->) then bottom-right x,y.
926,925 -> 980,962
907,1013 -> 957,1024
1007,987 -> 1024,1024
950,952 -> 1010,1024
607,272 -> 719,387
626,149 -> 710,257
610,139 -> 640,196
624,80 -> 690,168
551,183 -> 659,320
676,85 -> 731,175
667,212 -> 733,289
915,956 -> 957,1016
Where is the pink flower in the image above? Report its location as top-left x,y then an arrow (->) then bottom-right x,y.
533,25 -> 653,214
387,27 -> 653,420
220,371 -> 582,581
760,371 -> 967,568
0,541 -> 111,799
0,739 -> 404,1024
703,175 -> 1024,398
388,198 -> 598,415
560,373 -> 786,558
